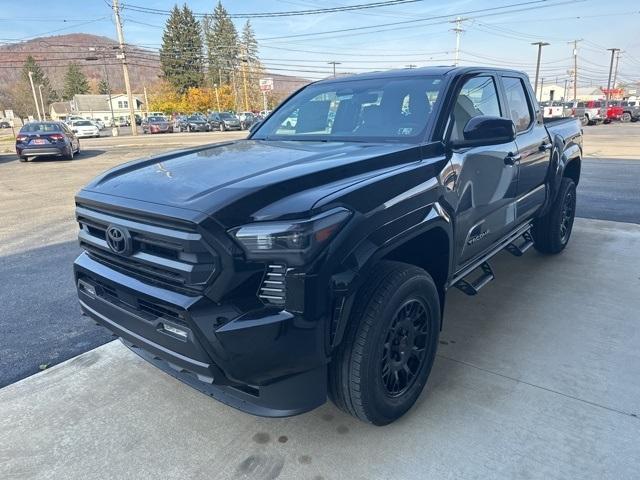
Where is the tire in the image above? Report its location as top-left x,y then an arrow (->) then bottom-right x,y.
19,155 -> 28,162
532,177 -> 576,254
63,145 -> 74,160
622,112 -> 632,123
329,260 -> 440,425
219,123 -> 225,132
580,116 -> 588,126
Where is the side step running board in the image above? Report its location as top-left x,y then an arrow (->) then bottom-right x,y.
505,231 -> 534,257
453,261 -> 494,296
450,223 -> 533,296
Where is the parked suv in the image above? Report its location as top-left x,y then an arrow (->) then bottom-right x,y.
74,66 -> 582,425
575,100 -> 606,125
619,101 -> 640,122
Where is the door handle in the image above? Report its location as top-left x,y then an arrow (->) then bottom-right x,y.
504,152 -> 521,165
539,142 -> 553,151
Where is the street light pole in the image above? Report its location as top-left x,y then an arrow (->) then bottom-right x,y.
27,71 -> 41,121
112,0 -> 138,135
531,41 -> 550,101
38,84 -> 46,120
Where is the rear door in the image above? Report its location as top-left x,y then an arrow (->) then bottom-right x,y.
499,74 -> 550,221
446,73 -> 520,267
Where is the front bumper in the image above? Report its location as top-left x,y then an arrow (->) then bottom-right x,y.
74,252 -> 327,417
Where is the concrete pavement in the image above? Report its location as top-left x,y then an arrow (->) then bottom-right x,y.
1,218 -> 638,480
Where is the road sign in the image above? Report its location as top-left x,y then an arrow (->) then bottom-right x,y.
4,109 -> 14,119
259,78 -> 274,92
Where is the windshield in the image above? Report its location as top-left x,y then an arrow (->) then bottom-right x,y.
74,121 -> 93,126
188,116 -> 204,122
21,123 -> 61,133
253,75 -> 442,142
148,116 -> 165,122
220,113 -> 236,120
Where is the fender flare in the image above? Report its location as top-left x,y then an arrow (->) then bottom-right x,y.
327,204 -> 453,350
539,134 -> 581,216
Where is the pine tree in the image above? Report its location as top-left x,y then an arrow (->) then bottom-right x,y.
160,4 -> 204,94
241,20 -> 259,65
98,79 -> 110,95
62,63 -> 90,100
204,1 -> 239,86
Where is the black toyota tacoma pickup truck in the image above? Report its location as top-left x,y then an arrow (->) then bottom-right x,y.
74,67 -> 582,425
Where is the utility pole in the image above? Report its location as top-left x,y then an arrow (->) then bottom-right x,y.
612,50 -> 621,90
531,42 -> 549,100
143,85 -> 149,117
328,61 -> 341,77
605,48 -> 620,106
112,0 -> 138,135
451,17 -> 465,66
540,78 -> 545,101
214,83 -> 221,111
38,84 -> 46,120
568,39 -> 582,101
27,71 -> 41,121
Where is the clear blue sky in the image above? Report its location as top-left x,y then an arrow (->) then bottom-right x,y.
1,0 -> 639,86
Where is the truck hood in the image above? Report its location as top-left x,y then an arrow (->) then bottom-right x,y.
82,139 -> 422,227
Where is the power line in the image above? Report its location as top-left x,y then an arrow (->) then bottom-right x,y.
121,0 -> 427,19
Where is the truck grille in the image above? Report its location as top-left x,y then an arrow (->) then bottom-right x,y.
258,264 -> 286,306
76,204 -> 217,293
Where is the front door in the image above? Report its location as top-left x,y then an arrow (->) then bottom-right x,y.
445,74 -> 520,268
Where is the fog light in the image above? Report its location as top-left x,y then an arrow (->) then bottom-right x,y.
162,323 -> 187,339
78,279 -> 96,297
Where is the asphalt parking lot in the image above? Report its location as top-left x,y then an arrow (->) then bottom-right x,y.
1,123 -> 639,479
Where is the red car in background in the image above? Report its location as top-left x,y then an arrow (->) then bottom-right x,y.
604,101 -> 623,123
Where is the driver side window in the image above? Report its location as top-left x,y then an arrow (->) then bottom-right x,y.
450,76 -> 501,142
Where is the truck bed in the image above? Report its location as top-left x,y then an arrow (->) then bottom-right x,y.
544,117 -> 582,141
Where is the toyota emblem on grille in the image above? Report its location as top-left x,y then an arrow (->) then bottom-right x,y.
105,225 -> 132,255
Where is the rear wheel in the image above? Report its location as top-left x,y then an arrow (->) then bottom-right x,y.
329,261 -> 440,425
19,155 -> 28,162
622,112 -> 632,123
580,116 -> 588,126
532,177 -> 576,254
64,145 -> 74,160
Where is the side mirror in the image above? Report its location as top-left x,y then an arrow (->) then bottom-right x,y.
249,120 -> 262,134
450,116 -> 516,148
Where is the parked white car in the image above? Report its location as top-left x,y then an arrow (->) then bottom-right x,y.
69,120 -> 100,138
90,119 -> 105,130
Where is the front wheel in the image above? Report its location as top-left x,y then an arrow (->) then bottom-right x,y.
219,123 -> 225,132
532,177 -> 576,254
622,112 -> 632,123
329,261 -> 440,425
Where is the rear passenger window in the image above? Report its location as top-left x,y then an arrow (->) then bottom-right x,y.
503,77 -> 533,133
450,76 -> 501,141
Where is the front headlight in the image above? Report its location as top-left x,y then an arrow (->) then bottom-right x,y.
230,208 -> 351,265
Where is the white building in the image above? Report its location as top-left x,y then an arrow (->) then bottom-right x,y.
69,94 -> 145,123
